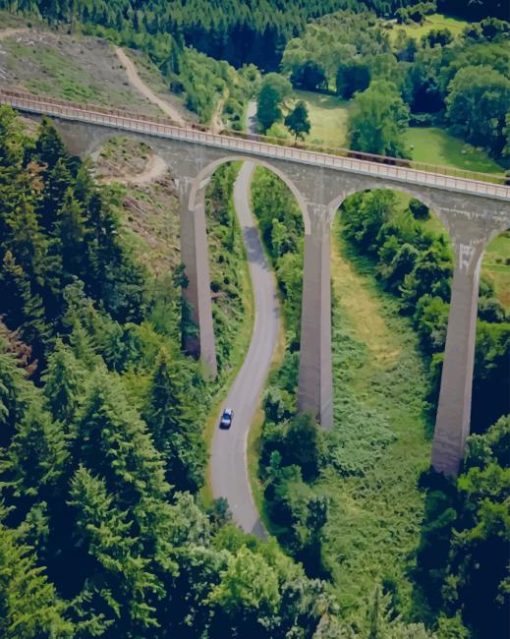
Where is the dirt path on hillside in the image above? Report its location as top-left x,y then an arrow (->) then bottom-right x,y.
0,28 -> 29,41
114,46 -> 186,126
98,153 -> 167,186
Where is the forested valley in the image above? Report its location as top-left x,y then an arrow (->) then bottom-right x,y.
0,0 -> 508,638
0,109 -> 351,639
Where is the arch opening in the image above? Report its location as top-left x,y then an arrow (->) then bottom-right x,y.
328,186 -> 455,447
190,155 -> 311,234
329,187 -> 508,435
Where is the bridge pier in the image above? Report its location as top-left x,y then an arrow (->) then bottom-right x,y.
297,206 -> 334,429
178,178 -> 217,379
432,238 -> 484,476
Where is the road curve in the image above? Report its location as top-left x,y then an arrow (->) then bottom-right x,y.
210,159 -> 280,536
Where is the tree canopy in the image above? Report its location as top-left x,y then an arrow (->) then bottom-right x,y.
348,80 -> 410,157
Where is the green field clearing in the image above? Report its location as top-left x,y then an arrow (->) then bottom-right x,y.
389,13 -> 469,42
292,89 -> 349,148
294,92 -> 503,177
405,127 -> 504,175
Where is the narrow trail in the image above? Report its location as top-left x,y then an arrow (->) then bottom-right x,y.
98,153 -> 168,186
0,28 -> 29,41
114,46 -> 186,126
209,93 -> 225,134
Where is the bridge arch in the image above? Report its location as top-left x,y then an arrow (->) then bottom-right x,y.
326,182 -> 451,237
189,155 -> 311,234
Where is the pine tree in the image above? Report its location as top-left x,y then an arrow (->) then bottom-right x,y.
1,402 -> 69,504
68,319 -> 100,370
0,105 -> 24,170
34,118 -> 67,172
0,343 -> 29,449
56,188 -> 86,276
143,349 -> 206,492
5,191 -> 49,282
0,506 -> 73,639
0,250 -> 50,362
73,368 -> 169,506
68,465 -> 162,635
43,338 -> 85,424
38,159 -> 73,232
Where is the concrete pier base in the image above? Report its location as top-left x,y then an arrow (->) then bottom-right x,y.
297,227 -> 333,429
432,242 -> 483,476
180,188 -> 217,379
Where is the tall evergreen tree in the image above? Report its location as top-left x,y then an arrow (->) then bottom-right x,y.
43,338 -> 85,425
0,507 -> 73,639
143,349 -> 206,493
1,403 -> 68,504
68,465 -> 163,636
0,342 -> 29,448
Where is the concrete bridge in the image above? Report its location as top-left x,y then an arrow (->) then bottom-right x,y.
3,89 -> 509,477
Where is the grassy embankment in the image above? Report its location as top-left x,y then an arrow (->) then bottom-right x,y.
404,127 -> 504,174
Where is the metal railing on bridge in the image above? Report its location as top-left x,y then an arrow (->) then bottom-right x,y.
1,88 -> 509,202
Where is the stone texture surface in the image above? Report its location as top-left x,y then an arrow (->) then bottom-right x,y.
297,219 -> 334,429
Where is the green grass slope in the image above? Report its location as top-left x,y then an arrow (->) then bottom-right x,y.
405,127 -> 504,174
0,22 -> 162,115
388,13 -> 470,43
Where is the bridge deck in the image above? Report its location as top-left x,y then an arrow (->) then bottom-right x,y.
1,88 -> 509,203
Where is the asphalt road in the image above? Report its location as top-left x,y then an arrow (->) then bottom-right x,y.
210,115 -> 281,535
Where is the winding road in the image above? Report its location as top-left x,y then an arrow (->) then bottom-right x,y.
210,159 -> 280,536
211,102 -> 280,535
110,48 -> 278,536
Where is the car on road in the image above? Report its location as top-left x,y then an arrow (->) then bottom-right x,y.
220,408 -> 234,429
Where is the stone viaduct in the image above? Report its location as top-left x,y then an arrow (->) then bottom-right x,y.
2,89 -> 509,477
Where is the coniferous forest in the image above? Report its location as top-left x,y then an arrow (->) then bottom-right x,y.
0,0 -> 509,638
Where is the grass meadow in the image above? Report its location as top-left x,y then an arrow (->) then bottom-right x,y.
316,221 -> 432,619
